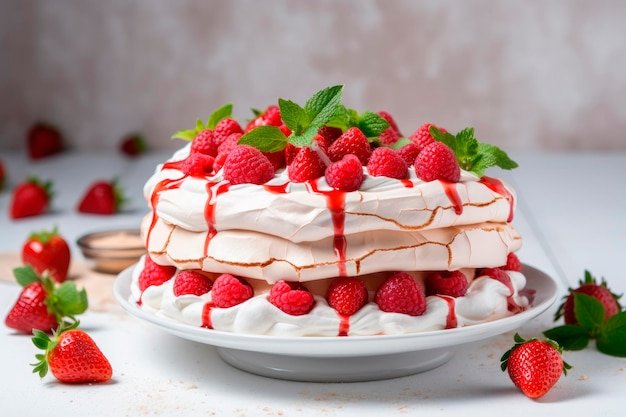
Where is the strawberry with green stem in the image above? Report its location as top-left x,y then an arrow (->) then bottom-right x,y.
5,266 -> 88,334
501,333 -> 571,399
9,175 -> 54,219
21,226 -> 71,283
77,178 -> 127,215
32,321 -> 112,383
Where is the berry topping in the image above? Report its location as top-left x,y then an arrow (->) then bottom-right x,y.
366,147 -> 408,179
288,146 -> 327,183
269,280 -> 315,316
325,154 -> 364,191
414,141 -> 461,183
409,123 -> 446,152
217,132 -> 243,155
425,270 -> 469,297
326,277 -> 368,316
327,127 -> 372,165
479,267 -> 510,286
190,129 -> 218,156
317,126 -> 343,143
223,145 -> 275,185
376,111 -> 403,146
504,252 -> 522,272
396,142 -> 421,166
182,153 -> 215,177
173,270 -> 213,297
210,274 -> 253,308
138,256 -> 177,292
374,272 -> 426,316
213,117 -> 243,145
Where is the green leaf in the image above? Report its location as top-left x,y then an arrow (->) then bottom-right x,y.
171,118 -> 206,141
358,111 -> 390,137
429,126 -> 457,150
238,125 -> 288,153
325,104 -> 351,131
13,266 -> 41,287
543,325 -> 591,351
207,103 -> 233,129
596,311 -> 626,357
53,282 -> 89,317
303,85 -> 344,129
391,137 -> 412,150
573,292 -> 606,332
278,98 -> 307,135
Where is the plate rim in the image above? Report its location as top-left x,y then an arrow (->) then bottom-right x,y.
113,264 -> 559,358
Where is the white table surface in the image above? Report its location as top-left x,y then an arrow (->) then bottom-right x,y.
1,149 -> 625,416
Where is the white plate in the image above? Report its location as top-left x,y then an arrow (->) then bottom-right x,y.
114,264 -> 559,382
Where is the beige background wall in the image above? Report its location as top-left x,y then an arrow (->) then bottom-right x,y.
1,0 -> 625,152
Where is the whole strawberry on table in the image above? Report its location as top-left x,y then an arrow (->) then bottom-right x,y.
27,122 -> 64,160
77,178 -> 127,215
9,176 -> 54,219
21,227 -> 71,283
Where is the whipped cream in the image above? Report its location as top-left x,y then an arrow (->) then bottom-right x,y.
130,258 -> 530,336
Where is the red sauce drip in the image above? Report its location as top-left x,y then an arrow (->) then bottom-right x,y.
436,295 -> 458,329
440,180 -> 463,215
263,183 -> 289,194
146,176 -> 186,246
201,302 -> 214,329
337,314 -> 350,337
479,176 -> 515,222
309,180 -> 348,276
400,179 -> 414,188
487,273 -> 525,313
203,181 -> 230,256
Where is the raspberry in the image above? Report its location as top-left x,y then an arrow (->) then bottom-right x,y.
173,270 -> 213,296
408,123 -> 447,152
396,143 -> 421,166
414,141 -> 460,182
211,274 -> 253,308
245,105 -> 283,131
217,132 -> 242,155
213,118 -> 243,145
269,280 -> 315,316
138,256 -> 177,292
284,143 -> 299,166
182,153 -> 215,177
504,252 -> 522,272
326,277 -> 368,316
479,267 -> 511,287
223,145 -> 275,185
213,151 -> 228,172
191,129 -> 219,156
287,146 -> 327,182
263,150 -> 286,171
317,126 -> 343,144
378,128 -> 402,146
327,127 -> 372,165
425,270 -> 469,297
366,147 -> 408,179
374,272 -> 426,316
325,154 -> 364,191
378,111 -> 401,134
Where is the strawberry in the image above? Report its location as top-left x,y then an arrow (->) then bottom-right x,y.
555,270 -> 622,325
269,280 -> 315,316
326,277 -> 368,316
5,266 -> 87,334
327,127 -> 372,165
501,333 -> 570,398
21,227 -> 71,283
32,324 -> 112,383
77,179 -> 126,215
0,159 -> 6,191
223,145 -> 275,185
425,270 -> 468,297
414,141 -> 461,183
173,270 -> 213,297
366,146 -> 408,179
374,272 -> 426,316
325,154 -> 364,191
119,133 -> 146,157
27,122 -> 63,160
138,256 -> 177,292
9,176 -> 53,219
408,123 -> 446,152
287,146 -> 327,182
210,274 -> 254,308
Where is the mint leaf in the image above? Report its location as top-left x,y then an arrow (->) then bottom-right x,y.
207,104 -> 233,129
430,126 -> 518,177
303,85 -> 344,129
278,98 -> 307,135
53,282 -> 89,317
358,111 -> 390,138
543,325 -> 591,351
574,292 -> 606,333
596,312 -> 626,357
392,137 -> 412,149
238,125 -> 288,153
325,104 -> 352,131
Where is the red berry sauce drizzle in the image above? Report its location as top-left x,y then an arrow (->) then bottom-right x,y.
145,160 -> 186,247
435,295 -> 458,329
201,302 -> 214,329
203,181 -> 230,256
479,176 -> 515,222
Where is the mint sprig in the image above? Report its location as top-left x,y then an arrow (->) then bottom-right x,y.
544,292 -> 626,357
326,105 -> 389,140
171,103 -> 234,141
430,126 -> 518,177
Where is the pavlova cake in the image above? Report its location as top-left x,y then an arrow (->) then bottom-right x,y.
129,85 -> 530,336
